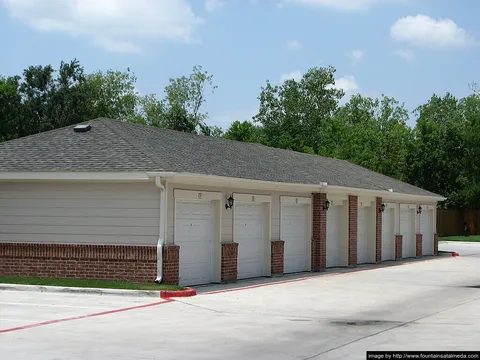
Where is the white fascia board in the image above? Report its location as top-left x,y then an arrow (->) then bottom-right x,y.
153,172 -> 326,193
151,172 -> 445,201
326,185 -> 445,202
0,171 -> 152,181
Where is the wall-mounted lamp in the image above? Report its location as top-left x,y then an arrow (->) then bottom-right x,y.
225,194 -> 234,210
323,200 -> 330,211
380,203 -> 386,213
417,205 -> 422,215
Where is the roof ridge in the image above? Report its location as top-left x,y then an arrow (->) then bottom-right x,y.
99,119 -> 168,171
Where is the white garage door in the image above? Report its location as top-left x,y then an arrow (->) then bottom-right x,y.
357,207 -> 370,264
235,203 -> 266,279
175,201 -> 214,286
400,208 -> 415,258
282,204 -> 309,274
381,208 -> 395,261
326,205 -> 342,268
421,209 -> 434,256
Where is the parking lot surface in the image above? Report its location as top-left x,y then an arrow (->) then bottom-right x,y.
1,242 -> 479,360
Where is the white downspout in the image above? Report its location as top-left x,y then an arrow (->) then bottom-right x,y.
154,176 -> 166,283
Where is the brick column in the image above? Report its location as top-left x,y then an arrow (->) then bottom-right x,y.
312,193 -> 327,272
221,242 -> 238,282
395,235 -> 403,260
162,245 -> 180,285
375,197 -> 383,263
271,240 -> 285,276
348,195 -> 358,267
434,233 -> 439,256
416,234 -> 423,257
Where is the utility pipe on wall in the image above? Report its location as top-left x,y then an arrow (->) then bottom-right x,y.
154,176 -> 166,283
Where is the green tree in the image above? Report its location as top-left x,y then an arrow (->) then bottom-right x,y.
85,67 -> 140,121
331,94 -> 412,180
0,75 -> 22,141
407,93 -> 467,203
134,65 -> 217,135
254,66 -> 344,154
223,120 -> 263,143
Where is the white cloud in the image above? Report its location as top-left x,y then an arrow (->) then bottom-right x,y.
350,49 -> 364,64
327,75 -> 359,94
284,0 -> 403,11
393,48 -> 415,62
286,40 -> 301,50
280,71 -> 303,82
391,15 -> 474,49
4,0 -> 203,53
205,0 -> 223,12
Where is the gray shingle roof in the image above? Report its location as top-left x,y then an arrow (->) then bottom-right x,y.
0,118 -> 442,197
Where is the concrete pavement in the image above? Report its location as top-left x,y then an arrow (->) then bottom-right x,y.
1,243 -> 479,360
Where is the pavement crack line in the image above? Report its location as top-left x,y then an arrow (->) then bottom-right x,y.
301,295 -> 480,360
172,299 -> 226,314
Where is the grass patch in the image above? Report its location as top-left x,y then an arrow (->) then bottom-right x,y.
0,276 -> 186,291
439,235 -> 480,242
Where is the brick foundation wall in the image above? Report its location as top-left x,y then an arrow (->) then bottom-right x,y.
416,234 -> 423,257
271,240 -> 285,276
162,245 -> 179,285
434,233 -> 439,256
395,235 -> 403,260
221,242 -> 238,282
348,195 -> 358,267
0,243 -> 156,283
312,193 -> 327,272
376,197 -> 382,263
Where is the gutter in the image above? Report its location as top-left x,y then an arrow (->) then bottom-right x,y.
146,172 -> 445,202
152,174 -> 174,283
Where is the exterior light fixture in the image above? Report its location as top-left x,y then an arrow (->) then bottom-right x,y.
380,203 -> 386,213
323,200 -> 330,211
417,205 -> 422,215
225,195 -> 234,209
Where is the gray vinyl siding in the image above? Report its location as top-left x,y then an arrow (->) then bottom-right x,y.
166,183 -> 312,245
0,182 -> 160,245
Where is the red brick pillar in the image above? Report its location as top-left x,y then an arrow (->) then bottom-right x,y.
375,197 -> 383,263
416,234 -> 423,257
395,235 -> 403,260
271,240 -> 285,276
434,233 -> 439,256
162,245 -> 180,285
312,193 -> 327,272
221,242 -> 238,282
348,195 -> 358,267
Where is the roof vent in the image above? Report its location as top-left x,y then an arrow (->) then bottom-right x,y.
74,124 -> 91,133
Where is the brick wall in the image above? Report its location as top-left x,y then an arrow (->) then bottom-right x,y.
221,242 -> 238,282
434,233 -> 439,256
271,240 -> 285,276
375,197 -> 382,263
416,234 -> 423,257
162,245 -> 179,285
0,243 -> 156,283
348,195 -> 358,267
312,193 -> 327,272
395,235 -> 403,260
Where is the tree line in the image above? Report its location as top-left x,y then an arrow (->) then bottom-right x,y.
1,60 -> 479,210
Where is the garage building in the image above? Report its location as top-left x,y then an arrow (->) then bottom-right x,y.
0,118 -> 444,286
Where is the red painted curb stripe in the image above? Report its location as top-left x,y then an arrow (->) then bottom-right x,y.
0,299 -> 173,334
160,287 -> 197,299
201,256 -> 453,295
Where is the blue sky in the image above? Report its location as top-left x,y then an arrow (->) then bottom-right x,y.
0,0 -> 478,129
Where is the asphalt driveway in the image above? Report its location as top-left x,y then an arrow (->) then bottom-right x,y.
1,243 -> 479,360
